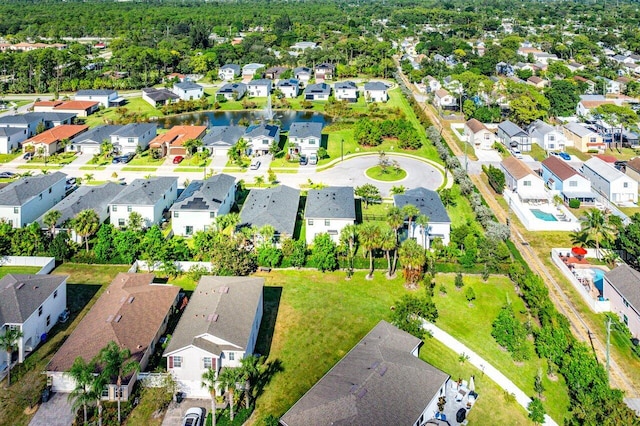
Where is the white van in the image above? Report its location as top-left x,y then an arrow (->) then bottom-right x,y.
510,148 -> 523,159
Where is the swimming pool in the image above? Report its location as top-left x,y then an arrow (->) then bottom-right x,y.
592,268 -> 605,293
531,209 -> 558,221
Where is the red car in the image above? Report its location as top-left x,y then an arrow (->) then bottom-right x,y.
172,156 -> 184,164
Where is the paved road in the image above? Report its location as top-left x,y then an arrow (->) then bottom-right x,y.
29,392 -> 74,426
423,321 -> 559,426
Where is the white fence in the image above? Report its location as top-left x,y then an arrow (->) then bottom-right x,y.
504,190 -> 580,232
130,260 -> 213,273
0,256 -> 56,274
138,372 -> 171,388
550,248 -> 610,313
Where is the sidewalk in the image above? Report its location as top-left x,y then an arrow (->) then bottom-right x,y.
422,321 -> 558,426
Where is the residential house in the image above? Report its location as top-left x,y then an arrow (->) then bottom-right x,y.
247,79 -> 272,98
573,76 -> 597,94
141,87 -> 179,108
423,76 -> 441,93
314,63 -> 335,80
526,76 -> 546,88
497,120 -> 531,152
433,89 -> 457,110
393,187 -> 451,249
242,63 -> 265,79
527,120 -> 566,151
74,89 -> 124,108
39,112 -> 76,129
0,113 -> 46,137
0,172 -> 66,228
109,177 -> 178,228
264,66 -> 288,80
576,98 -> 616,118
36,183 -> 125,242
239,185 -> 301,240
289,41 -> 317,56
277,79 -> 300,98
563,122 -> 605,153
170,174 -> 237,237
280,321 -> 450,426
603,265 -> 640,339
149,125 -> 207,158
163,276 -> 263,398
304,83 -> 331,100
243,124 -> 280,156
616,76 -> 632,93
216,83 -> 247,101
218,64 -> 241,81
23,124 -> 88,156
567,62 -> 586,73
334,81 -> 358,102
0,274 -> 67,367
32,100 -> 64,112
581,158 -> 638,204
596,77 -> 622,95
173,81 -> 204,101
293,67 -> 312,86
463,119 -> 495,150
500,156 -> 548,202
364,82 -> 389,102
110,123 -> 157,154
304,186 -> 355,244
47,273 -> 179,401
287,122 -> 323,156
625,157 -> 640,183
540,156 -> 595,204
66,125 -> 123,155
202,125 -> 246,157
52,101 -> 100,117
0,127 -> 28,154
164,73 -> 186,83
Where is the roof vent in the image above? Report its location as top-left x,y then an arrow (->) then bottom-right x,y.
33,286 -> 39,290
128,297 -> 135,304
377,365 -> 387,376
115,315 -> 122,323
16,283 -> 25,290
356,388 -> 367,399
219,286 -> 229,294
208,313 -> 219,322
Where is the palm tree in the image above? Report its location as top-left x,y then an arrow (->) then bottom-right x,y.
401,204 -> 420,240
99,341 -> 139,424
217,367 -> 244,421
339,224 -> 358,272
100,139 -> 113,158
416,214 -> 430,249
68,356 -> 96,425
215,213 -> 240,235
399,239 -> 426,288
201,368 -> 218,426
386,206 -> 404,275
89,371 -> 107,426
380,226 -> 396,278
83,173 -> 94,183
43,209 -> 61,237
358,222 -> 381,279
239,355 -> 262,409
0,326 -> 23,385
258,224 -> 276,246
183,138 -> 203,157
268,140 -> 280,160
580,209 -> 615,259
73,209 -> 100,252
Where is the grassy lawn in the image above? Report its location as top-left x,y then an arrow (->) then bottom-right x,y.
530,144 -> 547,161
365,165 -> 407,181
0,266 -> 41,277
84,97 -> 164,127
27,152 -> 77,165
17,165 -> 63,170
565,147 -> 590,161
444,185 -> 480,228
0,152 -> 20,163
129,151 -> 165,166
121,166 -> 158,172
181,156 -> 211,167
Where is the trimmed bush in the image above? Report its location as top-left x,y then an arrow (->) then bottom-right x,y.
568,199 -> 580,209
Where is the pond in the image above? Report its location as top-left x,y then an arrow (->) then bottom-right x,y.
157,110 -> 332,131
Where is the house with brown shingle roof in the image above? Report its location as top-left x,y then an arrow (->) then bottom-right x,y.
500,156 -> 547,202
433,89 -> 457,110
149,125 -> 207,158
625,157 -> 640,183
526,76 -> 546,88
23,124 -> 88,155
463,118 -> 494,150
541,155 -> 595,204
47,273 -> 180,401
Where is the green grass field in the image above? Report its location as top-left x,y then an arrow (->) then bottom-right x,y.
365,164 -> 407,181
0,266 -> 41,278
0,152 -> 20,163
84,97 -> 164,127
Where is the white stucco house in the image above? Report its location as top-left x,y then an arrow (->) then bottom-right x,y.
433,89 -> 457,110
581,157 -> 638,204
218,64 -> 240,81
201,125 -> 246,157
304,186 -> 356,245
74,89 -> 124,108
287,121 -> 323,156
173,81 -> 204,101
501,156 -> 548,203
0,127 -> 28,154
0,172 -> 66,228
163,276 -> 264,398
66,125 -> 123,155
463,119 -> 495,150
603,265 -> 640,339
334,81 -> 358,102
363,81 -> 389,102
247,79 -> 272,98
109,177 -> 178,228
170,174 -> 236,237
393,187 -> 451,249
293,67 -> 312,86
243,123 -> 280,156
276,79 -> 300,98
242,63 -> 265,78
0,274 -> 68,369
110,123 -> 157,155
527,120 -> 566,151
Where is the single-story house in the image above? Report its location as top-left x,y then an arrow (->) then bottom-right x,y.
581,157 -> 638,204
75,89 -> 124,108
173,81 -> 204,101
141,87 -> 179,108
334,81 -> 358,102
218,64 -> 240,81
0,127 -> 28,154
433,89 -> 457,110
52,100 -> 100,117
149,125 -> 207,157
314,63 -> 335,80
109,177 -> 178,228
170,174 -> 237,237
66,124 -> 123,155
32,100 -> 64,112
265,66 -> 288,80
540,156 -> 595,204
247,79 -> 272,98
393,187 -> 451,249
304,186 -> 355,245
304,83 -> 331,101
576,98 -> 616,118
497,120 -> 531,152
287,121 -> 323,156
0,172 -> 67,228
202,125 -> 247,157
244,123 -> 280,156
603,265 -> 640,339
526,76 -> 547,88
625,157 -> 640,183
0,274 -> 68,367
563,122 -> 605,153
110,123 -> 157,155
293,67 -> 312,86
242,63 -> 265,78
216,83 -> 247,101
363,82 -> 388,102
163,276 -> 263,398
280,321 -> 450,426
277,79 -> 300,98
463,119 -> 494,150
501,156 -> 548,202
47,273 -> 179,401
23,124 -> 88,156
527,120 -> 566,151
239,185 -> 301,241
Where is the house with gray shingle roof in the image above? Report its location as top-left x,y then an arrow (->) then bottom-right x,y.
293,67 -> 312,86
334,81 -> 358,102
288,121 -> 323,156
393,187 -> 452,249
280,321 -> 450,426
239,185 -> 300,239
247,79 -> 272,97
75,89 -> 124,108
277,78 -> 300,98
604,265 -> 640,339
244,123 -> 280,156
141,87 -> 179,108
109,177 -> 178,228
0,113 -> 45,137
173,81 -> 204,100
170,174 -> 236,237
0,274 -> 68,368
581,157 -> 638,204
304,82 -> 331,100
163,276 -> 264,398
202,125 -> 247,157
216,82 -> 247,101
0,172 -> 66,228
110,122 -> 157,154
0,126 -> 28,154
218,64 -> 241,81
364,81 -> 389,102
66,124 -> 123,155
497,120 -> 531,152
304,186 -> 355,244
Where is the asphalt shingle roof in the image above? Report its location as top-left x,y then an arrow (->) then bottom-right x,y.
499,120 -> 527,137
304,186 -> 355,220
70,125 -> 123,145
202,125 -> 247,147
564,122 -> 595,138
0,172 -> 66,206
76,89 -> 116,97
245,123 -> 279,139
111,123 -> 157,139
335,81 -> 357,90
0,127 -> 25,137
110,177 -> 176,206
606,265 -> 640,311
174,81 -> 203,91
170,174 -> 236,212
142,88 -> 179,102
364,82 -> 387,91
0,274 -> 68,325
583,157 -> 627,183
289,121 -> 323,139
239,185 -> 300,236
393,187 -> 451,223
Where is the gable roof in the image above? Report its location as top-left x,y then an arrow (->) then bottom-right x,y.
71,125 -> 123,145
149,125 -> 207,148
364,82 -> 387,91
304,83 -> 331,94
583,157 -> 628,182
0,127 -> 25,137
217,82 -> 247,94
110,177 -> 177,205
239,185 -> 300,236
541,156 -> 580,181
293,66 -> 312,75
501,156 -> 536,180
289,121 -> 323,139
0,274 -> 67,325
465,118 -> 488,134
142,87 -> 179,102
24,125 -> 88,145
0,113 -> 43,126
277,79 -> 300,88
111,123 -> 157,139
0,172 -> 66,206
248,79 -> 272,87
334,81 -> 357,90
434,89 -> 450,98
245,123 -> 279,139
626,157 -> 640,174
170,174 -> 236,212
174,81 -> 203,91
564,122 -> 595,138
75,89 -> 116,97
220,64 -> 240,72
393,187 -> 451,223
606,265 -> 640,311
202,125 -> 247,147
527,120 -> 558,139
163,276 -> 263,356
305,186 -> 355,220
53,101 -> 99,111
47,273 -> 179,373
498,120 -> 526,137
280,321 -> 449,426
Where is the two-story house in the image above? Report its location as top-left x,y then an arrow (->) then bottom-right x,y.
264,66 -> 288,80
66,125 -> 123,155
247,79 -> 272,98
497,120 -> 531,152
563,122 -> 605,153
216,83 -> 247,101
109,177 -> 178,228
0,113 -> 45,138
110,123 -> 157,155
304,186 -> 355,245
170,174 -> 236,237
218,64 -> 240,81
501,156 -> 548,203
74,89 -> 124,108
314,63 -> 335,80
603,265 -> 640,339
287,122 -> 323,156
527,120 -> 566,151
463,119 -> 495,150
163,276 -> 264,398
423,76 -> 441,93
581,157 -> 638,204
202,125 -> 247,157
540,156 -> 595,204
293,67 -> 312,86
242,63 -> 265,79
433,89 -> 457,110
239,185 -> 300,241
0,127 -> 28,154
393,187 -> 451,249
276,79 -> 300,98
173,82 -> 204,101
363,82 -> 389,102
334,81 -> 358,102
243,124 -> 280,156
304,83 -> 331,100
0,172 -> 66,228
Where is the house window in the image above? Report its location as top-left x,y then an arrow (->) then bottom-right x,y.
523,181 -> 531,187
210,212 -> 216,218
203,357 -> 212,369
624,299 -> 630,308
127,138 -> 134,144
229,352 -> 235,361
112,206 -> 117,212
46,315 -> 50,327
39,194 -> 42,200
173,212 -> 179,218
549,135 -> 555,141
325,219 -> 330,226
624,182 -> 629,188
38,306 -> 43,316
309,139 -> 316,145
13,207 -> 18,214
549,144 -> 555,149
308,219 -> 314,225
118,219 -> 125,227
185,226 -> 193,236
262,139 -> 269,145
173,356 -> 182,368
590,137 -> 597,143
49,188 -> 52,193
54,290 -> 58,299
569,181 -> 577,187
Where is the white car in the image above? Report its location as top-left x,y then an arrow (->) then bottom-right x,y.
510,148 -> 523,159
249,160 -> 261,170
182,407 -> 204,426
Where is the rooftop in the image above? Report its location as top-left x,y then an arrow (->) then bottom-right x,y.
393,187 -> 451,223
606,265 -> 640,311
501,156 -> 536,180
170,174 -> 236,212
110,176 -> 177,206
541,156 -> 580,181
289,121 -> 323,139
0,274 -> 68,325
25,125 -> 88,145
239,185 -> 300,236
305,186 -> 355,220
0,172 -> 66,206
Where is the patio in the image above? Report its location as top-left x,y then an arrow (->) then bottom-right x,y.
430,378 -> 478,425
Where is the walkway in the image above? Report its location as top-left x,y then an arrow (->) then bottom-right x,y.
422,321 -> 558,426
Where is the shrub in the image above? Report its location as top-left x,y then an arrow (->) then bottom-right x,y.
455,272 -> 464,288
465,286 -> 476,302
568,198 -> 580,209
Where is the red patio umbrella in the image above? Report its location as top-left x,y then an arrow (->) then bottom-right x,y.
572,247 -> 587,256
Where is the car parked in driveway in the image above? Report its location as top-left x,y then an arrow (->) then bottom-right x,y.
249,160 -> 261,170
558,152 -> 571,161
23,152 -> 33,160
182,407 -> 204,426
173,155 -> 184,164
299,155 -> 308,165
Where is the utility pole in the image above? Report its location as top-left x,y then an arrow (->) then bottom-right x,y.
606,316 -> 611,380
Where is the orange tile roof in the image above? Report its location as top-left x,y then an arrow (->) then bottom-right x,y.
26,125 -> 88,145
54,100 -> 99,111
149,125 -> 207,148
34,100 -> 64,107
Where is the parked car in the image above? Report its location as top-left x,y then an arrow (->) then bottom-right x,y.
66,177 -> 76,185
510,148 -> 523,159
299,155 -> 308,165
23,152 -> 33,160
58,308 -> 70,324
112,154 -> 134,164
0,171 -> 15,179
558,152 -> 571,161
182,407 -> 204,426
249,160 -> 261,170
173,156 -> 184,164
308,153 -> 318,165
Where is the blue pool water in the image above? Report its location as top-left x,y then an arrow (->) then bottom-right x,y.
531,209 -> 558,221
593,268 -> 605,294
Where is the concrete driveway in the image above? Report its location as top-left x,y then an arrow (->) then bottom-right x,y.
162,399 -> 209,426
29,392 -> 74,426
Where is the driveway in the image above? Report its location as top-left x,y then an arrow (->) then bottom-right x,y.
29,392 -> 75,426
162,399 -> 209,426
